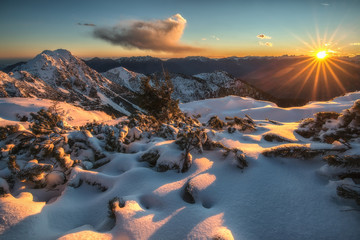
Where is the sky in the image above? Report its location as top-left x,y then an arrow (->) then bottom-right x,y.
0,0 -> 359,63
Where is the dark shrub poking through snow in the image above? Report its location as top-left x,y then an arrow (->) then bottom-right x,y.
336,185 -> 360,205
323,155 -> 360,168
0,125 -> 19,140
296,100 -> 360,143
322,154 -> 360,205
263,133 -> 293,143
262,145 -> 325,159
225,116 -> 256,132
207,116 -> 225,130
108,196 -> 125,219
30,108 -> 65,135
182,180 -> 196,204
176,128 -> 207,172
140,149 -> 160,167
137,74 -> 182,123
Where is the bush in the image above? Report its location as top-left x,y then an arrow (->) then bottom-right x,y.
207,116 -> 225,130
138,74 -> 181,122
30,108 -> 63,134
296,100 -> 360,143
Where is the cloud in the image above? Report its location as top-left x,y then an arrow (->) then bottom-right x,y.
201,38 -> 207,41
259,41 -> 273,47
321,3 -> 330,6
93,14 -> 201,53
78,23 -> 96,27
350,42 -> 360,46
257,34 -> 271,39
211,35 -> 220,41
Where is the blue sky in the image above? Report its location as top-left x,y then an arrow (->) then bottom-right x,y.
0,0 -> 359,62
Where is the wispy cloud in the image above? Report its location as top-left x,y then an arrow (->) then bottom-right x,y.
257,34 -> 271,39
259,41 -> 273,47
93,14 -> 202,53
350,42 -> 360,46
211,35 -> 220,41
201,38 -> 207,41
78,23 -> 96,27
321,3 -> 330,6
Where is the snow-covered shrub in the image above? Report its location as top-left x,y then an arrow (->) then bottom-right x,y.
175,128 -> 207,172
0,125 -> 18,140
140,149 -> 160,167
225,116 -> 256,132
223,148 -> 248,169
108,197 -> 125,219
30,108 -> 64,134
157,124 -> 178,140
263,133 -> 293,143
296,100 -> 360,143
336,184 -> 360,205
17,160 -> 53,188
262,145 -> 325,159
323,155 -> 360,168
207,116 -> 225,130
0,178 -> 10,196
322,154 -> 360,205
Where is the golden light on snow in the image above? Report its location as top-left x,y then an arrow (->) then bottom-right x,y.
316,50 -> 327,59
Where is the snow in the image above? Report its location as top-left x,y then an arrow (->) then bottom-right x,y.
102,67 -> 145,92
0,93 -> 359,239
97,92 -> 131,116
0,97 -> 113,127
181,92 -> 360,122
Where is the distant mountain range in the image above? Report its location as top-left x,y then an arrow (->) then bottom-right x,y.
2,51 -> 359,110
0,49 -> 274,117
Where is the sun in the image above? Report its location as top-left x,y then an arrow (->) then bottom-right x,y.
316,50 -> 327,59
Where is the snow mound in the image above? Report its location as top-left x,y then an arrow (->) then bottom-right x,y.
181,92 -> 360,122
0,97 -> 112,127
1,93 -> 360,240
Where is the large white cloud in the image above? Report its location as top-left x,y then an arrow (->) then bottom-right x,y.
93,14 -> 201,53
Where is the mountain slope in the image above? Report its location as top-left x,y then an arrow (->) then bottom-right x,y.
2,49 -> 140,116
102,67 -> 273,103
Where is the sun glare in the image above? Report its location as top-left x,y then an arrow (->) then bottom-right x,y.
316,50 -> 327,59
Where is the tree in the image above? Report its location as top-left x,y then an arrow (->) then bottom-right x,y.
138,74 -> 181,122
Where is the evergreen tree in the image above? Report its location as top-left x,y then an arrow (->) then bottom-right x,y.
138,74 -> 181,122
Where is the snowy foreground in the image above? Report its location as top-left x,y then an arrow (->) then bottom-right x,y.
1,93 -> 360,240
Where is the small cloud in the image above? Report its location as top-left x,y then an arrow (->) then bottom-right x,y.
93,13 -> 202,53
201,38 -> 207,41
211,35 -> 220,41
350,42 -> 360,46
259,41 -> 272,47
78,23 -> 96,27
321,3 -> 330,6
257,34 -> 271,39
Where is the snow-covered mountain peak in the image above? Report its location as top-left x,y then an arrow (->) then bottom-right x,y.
102,66 -> 146,92
2,49 -> 140,116
105,66 -> 138,80
194,71 -> 234,85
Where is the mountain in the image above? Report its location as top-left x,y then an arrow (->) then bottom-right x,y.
84,57 -> 121,73
101,67 -> 273,104
1,49 -> 140,116
2,61 -> 26,73
86,55 -> 360,105
84,55 -> 277,75
101,66 -> 146,93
